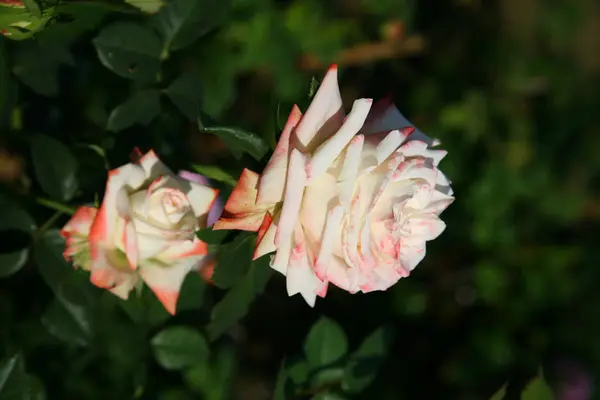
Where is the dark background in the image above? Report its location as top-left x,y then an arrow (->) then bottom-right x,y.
1,0 -> 600,399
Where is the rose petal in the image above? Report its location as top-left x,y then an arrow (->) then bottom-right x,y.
214,169 -> 271,232
159,237 -> 208,260
254,212 -> 277,260
274,149 -> 307,247
89,163 -> 146,270
108,273 -> 139,299
220,168 -> 260,215
140,256 -> 201,315
61,206 -> 97,239
138,149 -> 175,179
257,105 -> 303,204
307,98 -> 373,184
183,181 -> 220,221
314,205 -> 344,281
294,64 -> 345,152
363,99 -> 435,145
337,134 -> 364,210
177,171 -> 224,226
285,227 -> 321,307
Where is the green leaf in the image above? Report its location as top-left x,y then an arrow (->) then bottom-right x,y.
195,38 -> 237,118
195,228 -> 228,245
151,326 -> 210,370
125,0 -> 165,13
191,165 -> 237,186
304,317 -> 348,369
206,255 -> 273,340
36,234 -> 95,347
0,38 -> 14,128
184,344 -> 236,400
522,370 -> 554,400
37,4 -> 108,45
22,0 -> 41,18
165,72 -> 203,120
93,22 -> 162,81
0,195 -> 33,276
107,90 -> 161,132
308,77 -> 319,99
12,41 -> 74,97
274,359 -> 291,400
118,285 -> 171,327
211,233 -> 254,289
152,0 -> 232,52
0,354 -> 45,399
19,373 -> 46,400
176,271 -> 207,312
0,4 -> 55,40
41,296 -> 92,347
159,389 -> 194,400
34,230 -> 95,301
200,125 -> 269,160
311,393 -> 347,400
0,249 -> 29,278
287,357 -> 309,384
0,354 -> 22,393
30,134 -> 79,202
341,325 -> 395,393
489,384 -> 507,400
311,367 -> 345,388
0,195 -> 36,233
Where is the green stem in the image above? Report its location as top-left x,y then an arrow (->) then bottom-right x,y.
36,197 -> 76,215
36,211 -> 63,239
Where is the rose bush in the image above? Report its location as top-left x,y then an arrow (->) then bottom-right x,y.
214,65 -> 454,306
61,149 -> 219,314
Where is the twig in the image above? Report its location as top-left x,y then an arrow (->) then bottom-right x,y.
300,35 -> 427,71
36,197 -> 76,215
35,210 -> 64,239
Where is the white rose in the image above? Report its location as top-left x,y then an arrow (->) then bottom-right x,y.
214,65 -> 454,306
61,149 -> 219,314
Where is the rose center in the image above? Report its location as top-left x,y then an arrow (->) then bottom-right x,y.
147,188 -> 193,228
162,192 -> 186,214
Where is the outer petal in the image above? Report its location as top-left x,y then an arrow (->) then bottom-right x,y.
219,168 -> 260,215
399,243 -> 426,272
141,237 -> 209,314
299,172 -> 338,247
61,206 -> 97,239
181,180 -> 220,221
256,105 -> 303,204
362,97 -> 436,146
199,258 -> 216,285
254,212 -> 277,260
294,64 -> 345,151
138,149 -> 175,179
215,213 -> 267,232
274,149 -> 307,247
140,256 -> 201,315
214,169 -> 272,232
89,163 -> 146,270
285,227 -> 321,307
408,216 -> 446,241
89,248 -> 135,292
159,237 -> 208,260
108,273 -> 139,299
178,171 -> 224,226
307,99 -> 373,184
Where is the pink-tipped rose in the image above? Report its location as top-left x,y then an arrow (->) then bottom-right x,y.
61,149 -> 219,315
214,65 -> 454,306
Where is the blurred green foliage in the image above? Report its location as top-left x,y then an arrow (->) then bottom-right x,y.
1,0 -> 599,399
